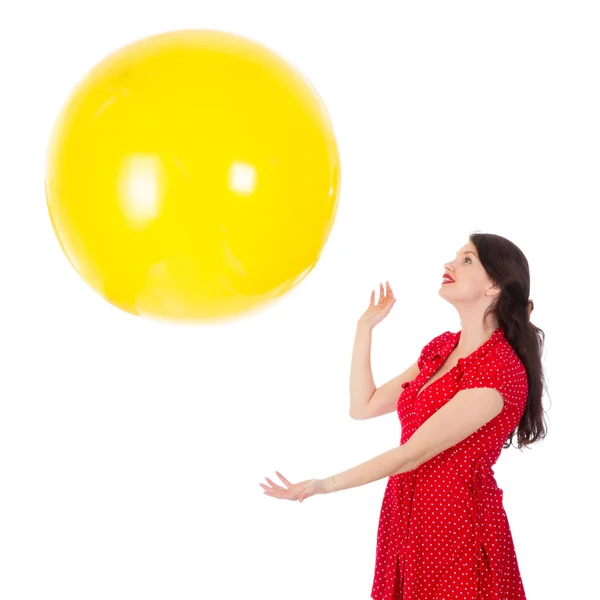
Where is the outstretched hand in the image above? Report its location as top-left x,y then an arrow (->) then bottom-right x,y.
260,471 -> 326,503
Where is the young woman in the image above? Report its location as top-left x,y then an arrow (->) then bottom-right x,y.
260,232 -> 547,600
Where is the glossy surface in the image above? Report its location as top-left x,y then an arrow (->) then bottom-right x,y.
46,30 -> 340,321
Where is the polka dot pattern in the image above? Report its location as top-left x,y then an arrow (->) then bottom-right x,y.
371,327 -> 528,600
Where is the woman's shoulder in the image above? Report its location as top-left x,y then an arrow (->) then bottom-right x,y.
418,330 -> 457,367
423,329 -> 457,349
487,338 -> 527,379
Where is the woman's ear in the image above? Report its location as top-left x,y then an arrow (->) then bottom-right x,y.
486,282 -> 502,298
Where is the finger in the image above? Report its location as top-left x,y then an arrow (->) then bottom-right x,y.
369,290 -> 375,306
275,471 -> 293,488
260,481 -> 282,493
378,283 -> 384,303
265,477 -> 283,491
386,280 -> 394,296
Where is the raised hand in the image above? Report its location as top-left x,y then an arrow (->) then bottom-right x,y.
358,281 -> 396,330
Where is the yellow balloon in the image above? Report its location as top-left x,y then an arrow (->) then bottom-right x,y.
45,30 -> 340,322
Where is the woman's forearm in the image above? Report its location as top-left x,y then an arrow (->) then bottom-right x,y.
349,322 -> 376,418
321,443 -> 418,494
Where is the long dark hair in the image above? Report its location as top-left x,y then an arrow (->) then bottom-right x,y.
470,232 -> 549,450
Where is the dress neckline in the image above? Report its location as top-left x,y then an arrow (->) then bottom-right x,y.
415,327 -> 504,400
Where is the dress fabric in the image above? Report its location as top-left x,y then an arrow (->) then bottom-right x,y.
371,327 -> 528,600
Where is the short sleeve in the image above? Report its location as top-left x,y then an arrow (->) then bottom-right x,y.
417,331 -> 454,371
458,350 -> 528,413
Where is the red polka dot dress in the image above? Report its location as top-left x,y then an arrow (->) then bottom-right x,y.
371,327 -> 528,600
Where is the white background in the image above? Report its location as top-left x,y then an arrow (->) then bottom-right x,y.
1,1 -> 598,599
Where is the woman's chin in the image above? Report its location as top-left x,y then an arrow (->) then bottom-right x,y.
438,285 -> 454,300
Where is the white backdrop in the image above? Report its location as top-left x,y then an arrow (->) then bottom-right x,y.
1,1 -> 598,599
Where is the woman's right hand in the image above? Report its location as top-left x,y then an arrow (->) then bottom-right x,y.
358,281 -> 396,330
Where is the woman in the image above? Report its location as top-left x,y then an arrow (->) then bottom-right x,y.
260,232 -> 547,600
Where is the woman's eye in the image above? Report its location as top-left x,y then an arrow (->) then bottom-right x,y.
464,257 -> 472,264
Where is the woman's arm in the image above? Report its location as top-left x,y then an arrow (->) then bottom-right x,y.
348,322 -> 377,418
322,386 -> 504,494
321,443 -> 418,493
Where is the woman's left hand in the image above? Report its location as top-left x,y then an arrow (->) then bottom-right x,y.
260,471 -> 327,503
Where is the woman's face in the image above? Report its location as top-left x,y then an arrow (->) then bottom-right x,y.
439,241 -> 498,304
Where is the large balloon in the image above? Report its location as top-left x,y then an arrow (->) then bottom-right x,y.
45,30 -> 340,322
